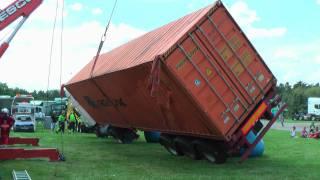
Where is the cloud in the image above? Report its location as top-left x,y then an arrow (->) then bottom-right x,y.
229,1 -> 259,26
187,0 -> 211,10
0,0 -> 12,7
228,1 -> 287,39
268,40 -> 320,84
92,8 -> 103,15
317,0 -> 320,5
273,47 -> 298,59
0,1 -> 146,91
247,27 -> 287,39
70,3 -> 83,11
315,55 -> 320,64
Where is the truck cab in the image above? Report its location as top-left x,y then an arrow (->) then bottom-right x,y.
308,97 -> 320,121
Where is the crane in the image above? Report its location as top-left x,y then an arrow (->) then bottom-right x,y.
0,0 -> 63,161
0,0 -> 43,58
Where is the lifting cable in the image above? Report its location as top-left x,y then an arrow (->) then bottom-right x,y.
87,0 -> 133,126
46,0 -> 59,100
90,0 -> 118,78
88,0 -> 133,127
45,0 -> 65,164
59,0 -> 65,157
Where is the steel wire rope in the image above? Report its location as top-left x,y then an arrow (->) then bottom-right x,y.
58,0 -> 65,158
45,0 -> 65,173
90,0 -> 118,77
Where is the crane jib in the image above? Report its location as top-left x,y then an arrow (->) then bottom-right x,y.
0,0 -> 32,22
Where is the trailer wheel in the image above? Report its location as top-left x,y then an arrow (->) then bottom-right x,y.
159,135 -> 183,156
96,124 -> 109,138
174,137 -> 202,160
194,140 -> 227,164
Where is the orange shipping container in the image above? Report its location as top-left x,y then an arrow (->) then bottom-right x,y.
65,1 -> 283,159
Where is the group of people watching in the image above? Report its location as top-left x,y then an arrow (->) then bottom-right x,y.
50,110 -> 81,134
291,122 -> 320,138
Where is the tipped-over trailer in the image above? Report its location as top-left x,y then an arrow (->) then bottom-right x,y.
65,1 -> 286,163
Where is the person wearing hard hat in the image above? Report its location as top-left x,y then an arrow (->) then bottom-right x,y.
0,108 -> 15,145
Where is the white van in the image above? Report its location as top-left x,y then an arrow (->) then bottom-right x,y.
307,97 -> 320,120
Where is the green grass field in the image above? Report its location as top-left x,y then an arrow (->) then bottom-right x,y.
285,119 -> 313,124
0,127 -> 319,180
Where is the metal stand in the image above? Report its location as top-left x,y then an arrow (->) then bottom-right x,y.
239,103 -> 287,163
0,121 -> 62,161
5,137 -> 39,146
0,148 -> 60,161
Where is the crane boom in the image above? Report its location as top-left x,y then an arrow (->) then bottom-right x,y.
0,0 -> 43,58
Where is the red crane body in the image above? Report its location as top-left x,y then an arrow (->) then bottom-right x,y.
0,0 -> 43,58
0,0 -> 62,161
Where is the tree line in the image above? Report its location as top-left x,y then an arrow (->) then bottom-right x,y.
0,82 -> 60,100
277,81 -> 320,117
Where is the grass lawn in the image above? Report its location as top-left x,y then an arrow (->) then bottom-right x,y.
0,126 -> 319,180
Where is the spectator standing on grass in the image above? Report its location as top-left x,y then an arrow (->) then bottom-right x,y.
56,110 -> 66,134
278,102 -> 285,127
68,111 -> 76,133
279,113 -> 284,127
290,126 -> 296,138
50,111 -> 58,132
301,127 -> 308,138
77,117 -> 82,133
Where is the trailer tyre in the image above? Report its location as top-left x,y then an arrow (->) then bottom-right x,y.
160,135 -> 183,156
96,124 -> 109,138
174,137 -> 202,160
194,140 -> 227,164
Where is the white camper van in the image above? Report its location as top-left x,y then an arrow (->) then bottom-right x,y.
308,97 -> 320,121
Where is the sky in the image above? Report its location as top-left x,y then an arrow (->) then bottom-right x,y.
0,0 -> 320,91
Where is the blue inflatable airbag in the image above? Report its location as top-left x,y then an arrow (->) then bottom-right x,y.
240,131 -> 265,157
144,131 -> 161,143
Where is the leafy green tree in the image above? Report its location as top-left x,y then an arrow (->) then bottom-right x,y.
277,82 -> 320,118
0,82 -> 62,101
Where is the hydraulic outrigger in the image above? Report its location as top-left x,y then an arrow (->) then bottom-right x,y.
0,0 -> 63,161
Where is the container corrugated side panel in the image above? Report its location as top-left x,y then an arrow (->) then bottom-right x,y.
67,5 -> 213,85
164,3 -> 274,137
91,6 -> 213,78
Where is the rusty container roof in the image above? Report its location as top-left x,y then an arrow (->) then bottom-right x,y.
67,3 -> 217,85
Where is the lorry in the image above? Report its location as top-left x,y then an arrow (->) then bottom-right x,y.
292,97 -> 320,121
65,1 -> 285,163
11,94 -> 36,132
307,97 -> 320,121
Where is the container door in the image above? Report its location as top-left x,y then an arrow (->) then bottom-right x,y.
165,35 -> 248,135
194,7 -> 274,106
164,6 -> 274,136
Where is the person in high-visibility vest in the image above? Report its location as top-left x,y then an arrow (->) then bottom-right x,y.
76,116 -> 82,133
56,111 -> 66,134
68,111 -> 76,133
